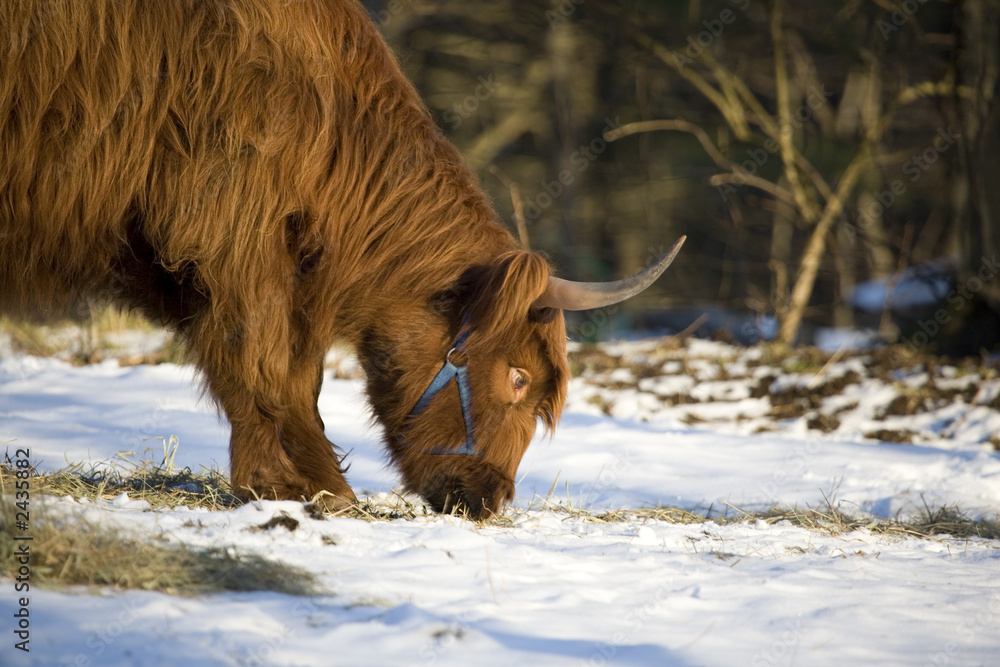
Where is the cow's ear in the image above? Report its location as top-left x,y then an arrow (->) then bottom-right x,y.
428,265 -> 489,320
466,251 -> 551,332
528,306 -> 558,324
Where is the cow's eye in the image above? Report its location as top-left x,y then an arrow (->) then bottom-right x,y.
512,370 -> 527,389
509,367 -> 530,401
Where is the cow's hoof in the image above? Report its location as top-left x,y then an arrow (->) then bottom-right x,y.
309,488 -> 358,515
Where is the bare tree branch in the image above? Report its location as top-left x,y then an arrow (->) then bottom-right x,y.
605,119 -> 733,170
488,165 -> 531,250
778,145 -> 873,343
605,119 -> 797,205
771,0 -> 819,224
708,174 -> 796,206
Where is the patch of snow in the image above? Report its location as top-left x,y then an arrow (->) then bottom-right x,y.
813,327 -> 881,352
3,339 -> 1000,666
850,258 -> 954,313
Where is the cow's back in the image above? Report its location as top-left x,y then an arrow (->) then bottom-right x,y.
0,0 -> 370,318
1,0 -> 507,335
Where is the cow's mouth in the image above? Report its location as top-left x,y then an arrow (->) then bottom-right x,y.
418,460 -> 514,520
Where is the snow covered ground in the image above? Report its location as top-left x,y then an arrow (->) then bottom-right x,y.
2,336 -> 1000,666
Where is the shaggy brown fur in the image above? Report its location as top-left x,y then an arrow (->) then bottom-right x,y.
0,0 -> 568,519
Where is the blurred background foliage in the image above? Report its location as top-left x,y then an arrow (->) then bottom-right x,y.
365,0 -> 1000,354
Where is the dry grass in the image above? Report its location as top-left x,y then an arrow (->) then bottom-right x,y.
4,453 -> 998,541
0,451 -> 239,512
0,450 -> 319,595
495,480 -> 1000,540
725,495 -> 1000,540
0,497 -> 318,596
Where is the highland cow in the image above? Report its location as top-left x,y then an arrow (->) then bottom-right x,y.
0,0 -> 683,518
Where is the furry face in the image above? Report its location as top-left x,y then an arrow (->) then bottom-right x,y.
359,252 -> 568,519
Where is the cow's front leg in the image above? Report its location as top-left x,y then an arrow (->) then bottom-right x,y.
228,407 -> 314,502
191,322 -> 339,504
277,360 -> 357,511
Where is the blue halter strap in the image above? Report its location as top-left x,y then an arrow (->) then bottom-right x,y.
409,326 -> 477,456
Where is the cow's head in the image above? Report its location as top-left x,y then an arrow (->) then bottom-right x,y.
360,237 -> 685,520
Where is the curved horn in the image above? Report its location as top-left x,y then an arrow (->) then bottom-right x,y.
534,236 -> 686,311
